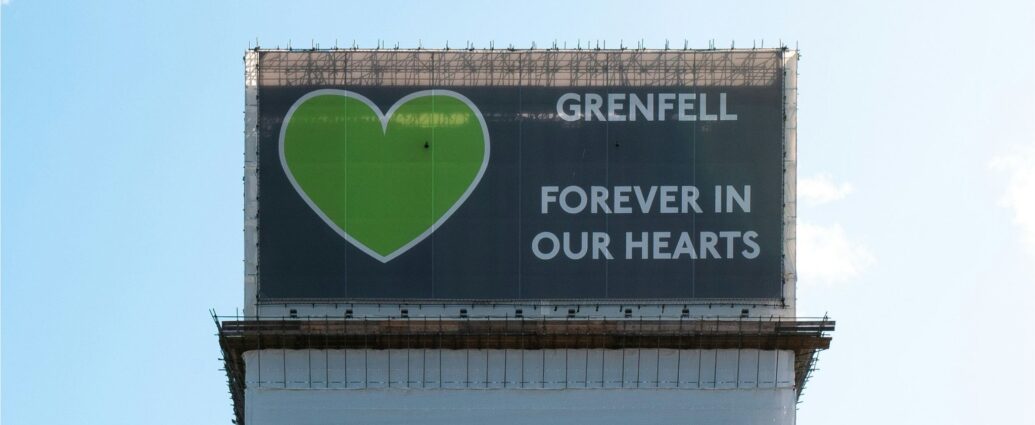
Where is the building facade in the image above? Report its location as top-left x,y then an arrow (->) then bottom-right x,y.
217,48 -> 833,425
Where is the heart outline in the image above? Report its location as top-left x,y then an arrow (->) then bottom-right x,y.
278,89 -> 491,263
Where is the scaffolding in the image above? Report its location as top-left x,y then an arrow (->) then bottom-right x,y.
214,313 -> 832,425
252,48 -> 784,88
230,47 -> 818,425
242,47 -> 797,313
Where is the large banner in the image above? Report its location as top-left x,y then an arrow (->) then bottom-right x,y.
256,72 -> 785,300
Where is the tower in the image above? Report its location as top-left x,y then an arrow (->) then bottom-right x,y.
216,47 -> 833,425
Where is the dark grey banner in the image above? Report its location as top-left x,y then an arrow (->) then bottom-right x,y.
256,82 -> 785,300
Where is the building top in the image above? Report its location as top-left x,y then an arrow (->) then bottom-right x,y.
249,48 -> 792,88
214,314 -> 833,425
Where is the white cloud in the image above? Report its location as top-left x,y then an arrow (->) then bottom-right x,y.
991,143 -> 1035,261
798,174 -> 854,206
797,221 -> 875,287
795,173 -> 873,286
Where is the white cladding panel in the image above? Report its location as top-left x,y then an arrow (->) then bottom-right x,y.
246,387 -> 797,425
244,349 -> 796,424
244,349 -> 794,389
246,351 -> 794,423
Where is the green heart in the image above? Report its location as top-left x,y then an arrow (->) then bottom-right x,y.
279,89 -> 489,262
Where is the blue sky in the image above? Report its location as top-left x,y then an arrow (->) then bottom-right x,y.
2,1 -> 1033,424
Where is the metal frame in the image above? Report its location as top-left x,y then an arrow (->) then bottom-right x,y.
214,312 -> 832,425
782,50 -> 799,313
244,51 -> 260,316
251,48 -> 783,87
243,48 -> 796,316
